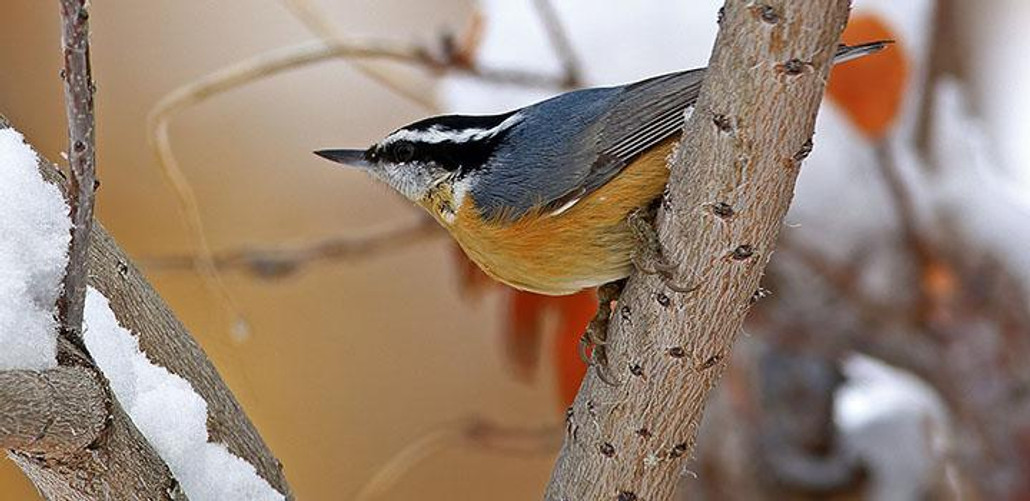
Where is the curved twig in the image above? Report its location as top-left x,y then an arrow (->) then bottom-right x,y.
146,38 -> 433,338
279,0 -> 439,111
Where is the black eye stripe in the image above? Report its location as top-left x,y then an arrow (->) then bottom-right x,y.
393,141 -> 416,162
430,133 -> 508,174
375,130 -> 511,175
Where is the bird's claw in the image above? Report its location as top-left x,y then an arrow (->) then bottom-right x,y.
628,209 -> 697,293
578,280 -> 625,386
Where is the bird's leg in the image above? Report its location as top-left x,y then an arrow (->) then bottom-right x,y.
579,279 -> 625,385
628,208 -> 698,292
628,206 -> 678,275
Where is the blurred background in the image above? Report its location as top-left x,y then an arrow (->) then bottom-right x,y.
2,0 -> 1029,499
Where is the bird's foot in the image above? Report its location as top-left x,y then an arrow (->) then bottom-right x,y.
628,208 -> 699,293
579,279 -> 625,385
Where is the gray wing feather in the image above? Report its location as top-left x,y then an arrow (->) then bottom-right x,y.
542,69 -> 705,212
540,43 -> 885,211
474,69 -> 704,221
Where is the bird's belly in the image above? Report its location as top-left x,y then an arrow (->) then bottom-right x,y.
447,140 -> 674,295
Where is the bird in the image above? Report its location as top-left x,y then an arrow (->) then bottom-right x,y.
316,42 -> 888,297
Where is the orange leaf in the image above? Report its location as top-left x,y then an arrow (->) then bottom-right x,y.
827,14 -> 909,138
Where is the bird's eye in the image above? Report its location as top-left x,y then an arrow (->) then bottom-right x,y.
393,141 -> 416,163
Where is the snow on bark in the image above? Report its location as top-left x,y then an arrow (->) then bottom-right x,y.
0,128 -> 70,370
82,287 -> 285,501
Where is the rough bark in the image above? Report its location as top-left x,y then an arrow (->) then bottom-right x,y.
8,401 -> 186,501
0,367 -> 106,455
544,1 -> 852,499
1,113 -> 293,499
84,215 -> 293,498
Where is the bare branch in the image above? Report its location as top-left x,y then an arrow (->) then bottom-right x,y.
141,216 -> 440,278
55,0 -> 97,354
9,410 -> 186,501
0,367 -> 106,455
545,1 -> 853,498
281,0 -> 580,105
872,141 -> 948,324
0,338 -> 184,500
531,0 -> 584,87
778,236 -> 911,329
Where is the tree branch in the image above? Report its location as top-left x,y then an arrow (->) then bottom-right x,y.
141,216 -> 441,279
3,341 -> 185,501
6,7 -> 193,498
1,113 -> 292,500
0,367 -> 105,455
545,1 -> 852,499
55,0 -> 97,354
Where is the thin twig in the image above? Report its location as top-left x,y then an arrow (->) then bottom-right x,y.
283,0 -> 580,103
874,141 -> 927,258
530,0 -> 584,87
56,0 -> 97,355
141,217 -> 442,278
279,0 -> 439,111
778,237 -> 910,328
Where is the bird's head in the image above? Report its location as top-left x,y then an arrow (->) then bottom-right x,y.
315,111 -> 522,206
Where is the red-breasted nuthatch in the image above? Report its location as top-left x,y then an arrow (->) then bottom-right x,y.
316,42 -> 887,296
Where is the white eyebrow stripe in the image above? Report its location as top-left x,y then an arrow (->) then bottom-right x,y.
382,113 -> 523,146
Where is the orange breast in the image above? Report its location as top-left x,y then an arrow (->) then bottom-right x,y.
435,138 -> 676,296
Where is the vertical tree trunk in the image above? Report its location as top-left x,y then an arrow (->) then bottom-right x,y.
545,1 -> 853,499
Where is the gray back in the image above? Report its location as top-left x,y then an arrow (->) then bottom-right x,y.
472,68 -> 705,221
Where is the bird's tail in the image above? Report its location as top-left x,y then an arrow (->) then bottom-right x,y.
833,40 -> 892,64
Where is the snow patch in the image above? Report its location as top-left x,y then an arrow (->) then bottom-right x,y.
836,354 -> 950,501
0,128 -> 70,370
83,287 -> 284,501
929,78 -> 1030,285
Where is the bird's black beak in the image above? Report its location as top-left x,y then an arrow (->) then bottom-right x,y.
314,149 -> 370,168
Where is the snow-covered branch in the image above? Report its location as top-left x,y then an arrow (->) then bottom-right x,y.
545,0 -> 853,498
1,113 -> 293,500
